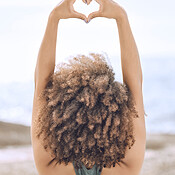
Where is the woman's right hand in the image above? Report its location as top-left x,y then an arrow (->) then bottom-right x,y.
86,0 -> 127,22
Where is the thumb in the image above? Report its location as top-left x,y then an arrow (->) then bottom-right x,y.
72,10 -> 87,22
87,11 -> 101,22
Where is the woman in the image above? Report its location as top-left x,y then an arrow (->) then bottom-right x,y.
31,0 -> 146,174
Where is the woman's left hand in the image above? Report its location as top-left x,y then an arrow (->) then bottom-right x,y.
50,0 -> 88,23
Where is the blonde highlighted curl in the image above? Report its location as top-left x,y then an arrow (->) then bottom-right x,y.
36,52 -> 139,172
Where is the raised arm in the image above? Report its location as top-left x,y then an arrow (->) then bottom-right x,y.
34,14 -> 58,94
116,14 -> 143,109
32,1 -> 88,174
34,0 -> 87,95
115,11 -> 146,174
87,0 -> 143,99
87,0 -> 146,174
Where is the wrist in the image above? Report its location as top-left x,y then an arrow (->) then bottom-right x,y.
114,8 -> 128,24
49,10 -> 60,24
115,11 -> 129,25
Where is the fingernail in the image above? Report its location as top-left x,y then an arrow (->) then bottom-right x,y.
84,19 -> 87,23
87,19 -> 91,23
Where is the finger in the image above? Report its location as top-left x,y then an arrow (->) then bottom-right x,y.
72,10 -> 88,21
87,11 -> 101,21
82,0 -> 87,4
86,0 -> 92,5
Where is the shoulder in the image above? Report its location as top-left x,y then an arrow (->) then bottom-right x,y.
124,83 -> 146,172
31,89 -> 54,174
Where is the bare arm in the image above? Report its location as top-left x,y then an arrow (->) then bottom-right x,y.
116,12 -> 146,173
34,14 -> 58,94
88,0 -> 143,96
31,1 -> 87,174
34,0 -> 87,95
88,0 -> 146,174
116,14 -> 143,105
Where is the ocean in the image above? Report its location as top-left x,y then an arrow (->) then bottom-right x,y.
0,57 -> 175,134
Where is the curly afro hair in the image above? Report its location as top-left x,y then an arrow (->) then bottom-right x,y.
35,52 -> 139,172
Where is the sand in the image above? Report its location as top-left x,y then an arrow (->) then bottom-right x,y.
0,121 -> 175,175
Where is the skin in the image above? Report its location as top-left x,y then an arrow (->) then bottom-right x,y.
31,0 -> 146,175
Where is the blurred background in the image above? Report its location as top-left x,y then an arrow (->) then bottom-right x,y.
0,0 -> 174,174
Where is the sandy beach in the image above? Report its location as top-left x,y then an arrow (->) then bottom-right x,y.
0,121 -> 175,175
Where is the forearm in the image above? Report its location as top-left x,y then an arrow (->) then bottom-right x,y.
116,14 -> 143,88
35,13 -> 59,87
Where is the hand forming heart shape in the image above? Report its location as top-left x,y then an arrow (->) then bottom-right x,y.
50,0 -> 126,23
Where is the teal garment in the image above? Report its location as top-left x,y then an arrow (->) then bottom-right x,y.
72,161 -> 102,175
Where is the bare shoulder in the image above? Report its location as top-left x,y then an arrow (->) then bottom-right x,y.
31,89 -> 50,170
31,84 -> 56,174
102,84 -> 146,175
122,83 -> 146,173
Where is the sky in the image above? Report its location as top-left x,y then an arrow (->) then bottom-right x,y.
0,0 -> 175,83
